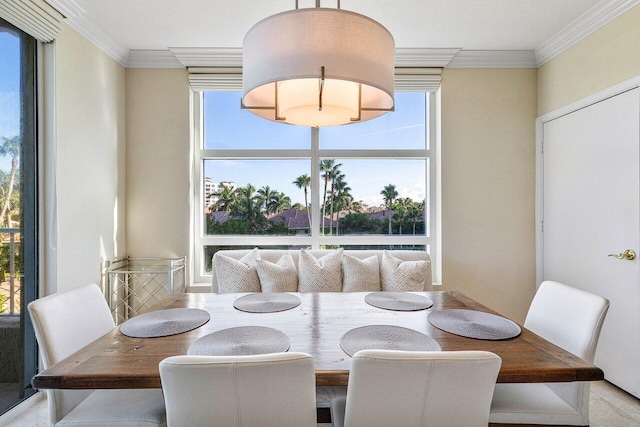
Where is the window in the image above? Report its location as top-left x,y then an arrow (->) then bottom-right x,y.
0,17 -> 38,415
193,80 -> 437,283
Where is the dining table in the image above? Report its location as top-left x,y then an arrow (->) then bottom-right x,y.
30,290 -> 604,391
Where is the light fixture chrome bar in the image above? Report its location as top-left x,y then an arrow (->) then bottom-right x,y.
319,66 -> 325,112
350,84 -> 395,121
240,83 -> 287,121
275,81 -> 286,121
351,84 -> 363,122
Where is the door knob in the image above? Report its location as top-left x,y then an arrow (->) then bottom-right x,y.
608,249 -> 636,260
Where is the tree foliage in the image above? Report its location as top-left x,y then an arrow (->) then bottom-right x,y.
205,159 -> 426,236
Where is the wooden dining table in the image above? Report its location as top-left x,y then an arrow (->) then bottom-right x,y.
31,290 -> 603,390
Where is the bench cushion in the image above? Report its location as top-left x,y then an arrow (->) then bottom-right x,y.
211,249 -> 431,293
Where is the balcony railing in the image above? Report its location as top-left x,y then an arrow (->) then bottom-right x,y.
0,228 -> 20,316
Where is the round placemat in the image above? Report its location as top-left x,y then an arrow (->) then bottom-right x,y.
428,309 -> 521,340
340,325 -> 441,357
187,326 -> 290,356
364,292 -> 433,311
233,293 -> 301,313
120,308 -> 210,338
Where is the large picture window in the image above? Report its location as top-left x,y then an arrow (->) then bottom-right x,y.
193,85 -> 436,283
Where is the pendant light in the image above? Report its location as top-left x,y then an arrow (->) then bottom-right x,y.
242,1 -> 395,127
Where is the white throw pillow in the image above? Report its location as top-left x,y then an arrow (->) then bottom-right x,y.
380,250 -> 429,291
342,254 -> 381,292
255,253 -> 299,292
298,249 -> 343,292
214,248 -> 261,293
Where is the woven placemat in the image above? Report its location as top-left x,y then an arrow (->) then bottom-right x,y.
120,308 -> 210,338
428,309 -> 521,340
340,325 -> 441,357
187,326 -> 290,356
233,293 -> 301,313
364,292 -> 433,311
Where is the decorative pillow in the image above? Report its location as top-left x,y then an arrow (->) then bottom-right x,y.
255,253 -> 299,292
342,254 -> 381,292
298,249 -> 343,292
380,250 -> 429,292
214,248 -> 261,293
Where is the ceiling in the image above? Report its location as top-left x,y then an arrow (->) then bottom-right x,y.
47,0 -> 637,68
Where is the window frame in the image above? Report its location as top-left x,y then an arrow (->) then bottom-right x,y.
192,78 -> 438,284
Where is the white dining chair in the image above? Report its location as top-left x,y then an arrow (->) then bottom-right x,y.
330,349 -> 502,427
489,280 -> 610,426
28,283 -> 166,426
159,352 -> 317,427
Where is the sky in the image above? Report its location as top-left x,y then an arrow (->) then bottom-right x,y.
0,31 -> 21,173
203,92 -> 428,207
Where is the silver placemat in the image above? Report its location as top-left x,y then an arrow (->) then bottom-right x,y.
340,325 -> 441,357
120,308 -> 210,338
428,309 -> 521,340
233,292 -> 301,313
365,292 -> 433,311
187,326 -> 290,356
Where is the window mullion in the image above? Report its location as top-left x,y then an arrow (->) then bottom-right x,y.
311,127 -> 320,249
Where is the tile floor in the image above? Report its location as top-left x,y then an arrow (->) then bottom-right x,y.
1,380 -> 639,426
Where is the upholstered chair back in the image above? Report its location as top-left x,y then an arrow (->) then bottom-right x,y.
335,350 -> 501,427
28,284 -> 116,424
524,280 -> 610,418
159,352 -> 317,427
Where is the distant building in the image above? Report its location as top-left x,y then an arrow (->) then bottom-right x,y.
204,178 -> 236,208
268,208 -> 332,235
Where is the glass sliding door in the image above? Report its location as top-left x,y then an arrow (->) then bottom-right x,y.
0,18 -> 38,415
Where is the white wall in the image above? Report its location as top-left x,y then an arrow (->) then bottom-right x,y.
53,25 -> 126,293
125,69 -> 190,265
441,69 -> 538,323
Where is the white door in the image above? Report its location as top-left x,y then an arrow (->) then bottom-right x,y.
542,87 -> 640,397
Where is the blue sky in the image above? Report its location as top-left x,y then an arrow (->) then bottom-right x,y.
203,92 -> 427,207
0,31 -> 20,173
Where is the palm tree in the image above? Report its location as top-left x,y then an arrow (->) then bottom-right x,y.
257,185 -> 278,214
293,174 -> 311,228
328,169 -> 344,235
212,183 -> 237,212
392,198 -> 411,235
0,136 -> 19,227
380,184 -> 398,235
333,177 -> 352,236
320,160 -> 339,234
272,192 -> 291,214
406,201 -> 424,235
351,200 -> 364,213
232,184 -> 264,232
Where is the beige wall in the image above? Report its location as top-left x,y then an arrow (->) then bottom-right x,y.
125,69 -> 190,265
440,68 -> 537,322
54,25 -> 126,292
538,4 -> 640,116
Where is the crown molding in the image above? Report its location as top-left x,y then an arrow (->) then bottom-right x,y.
135,47 -> 461,69
395,48 -> 460,67
46,0 -> 84,18
127,50 -> 184,69
48,0 -> 128,66
447,50 -> 537,68
170,47 -> 243,67
535,0 -> 640,66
